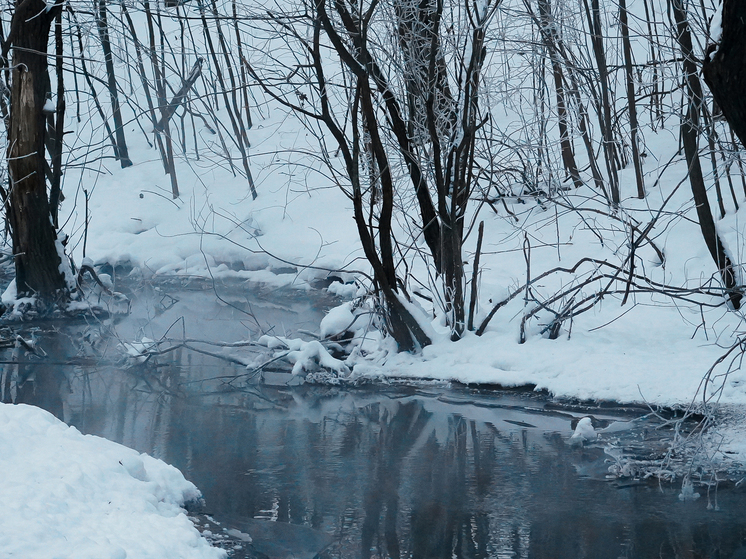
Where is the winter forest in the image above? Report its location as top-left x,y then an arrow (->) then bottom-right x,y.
3,0 -> 746,556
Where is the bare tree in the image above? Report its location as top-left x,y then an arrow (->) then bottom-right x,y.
2,0 -> 69,302
96,0 -> 132,168
619,0 -> 645,199
534,0 -> 583,189
670,0 -> 741,309
582,0 -> 620,204
250,0 -> 501,347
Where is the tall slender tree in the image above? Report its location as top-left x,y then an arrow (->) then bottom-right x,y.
535,0 -> 583,190
96,0 -> 132,168
619,0 -> 645,199
670,0 -> 741,309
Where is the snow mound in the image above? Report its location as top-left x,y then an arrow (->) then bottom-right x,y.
0,403 -> 225,559
320,302 -> 357,338
569,416 -> 597,445
257,335 -> 349,375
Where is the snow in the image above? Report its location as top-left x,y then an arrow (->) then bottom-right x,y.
36,0 -> 744,458
257,335 -> 348,375
345,302 -> 746,407
287,340 -> 349,375
1,278 -> 16,306
4,5 -> 746,551
708,1 -> 723,59
55,230 -> 77,292
55,84 -> 746,450
319,301 -> 356,338
326,280 -> 362,298
0,403 -> 225,559
1,279 -> 38,317
258,335 -> 306,351
678,476 -> 701,502
569,417 -> 597,445
121,336 -> 158,363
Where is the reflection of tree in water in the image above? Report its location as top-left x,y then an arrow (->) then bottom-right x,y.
407,416 -> 497,559
359,402 -> 499,559
409,415 -> 466,558
10,332 -> 67,418
14,357 -> 746,559
360,400 -> 431,559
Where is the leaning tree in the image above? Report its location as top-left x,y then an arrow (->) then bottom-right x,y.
2,0 -> 70,303
670,0 -> 741,309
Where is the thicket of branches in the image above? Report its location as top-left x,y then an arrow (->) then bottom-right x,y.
0,0 -> 744,350
244,0 -> 746,348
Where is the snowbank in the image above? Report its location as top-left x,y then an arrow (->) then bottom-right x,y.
356,302 -> 746,408
0,403 -> 225,559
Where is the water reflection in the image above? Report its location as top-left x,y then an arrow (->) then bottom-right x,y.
12,358 -> 746,559
3,279 -> 746,558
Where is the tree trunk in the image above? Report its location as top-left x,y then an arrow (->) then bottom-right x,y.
582,0 -> 620,204
96,0 -> 132,167
702,0 -> 746,150
671,0 -> 741,309
48,10 -> 65,227
619,0 -> 645,199
467,220 -> 484,331
441,216 -> 466,340
318,0 -> 441,270
202,1 -> 257,199
121,2 -> 168,171
6,0 -> 67,299
536,0 -> 583,189
394,0 -> 455,146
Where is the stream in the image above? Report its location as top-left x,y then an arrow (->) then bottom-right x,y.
6,277 -> 746,559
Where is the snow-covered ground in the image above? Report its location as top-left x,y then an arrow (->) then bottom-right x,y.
0,403 -> 225,559
63,110 -> 746,403
58,109 -> 746,465
4,0 -> 746,553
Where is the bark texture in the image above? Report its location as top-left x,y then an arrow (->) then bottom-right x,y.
6,0 -> 67,299
703,0 -> 746,150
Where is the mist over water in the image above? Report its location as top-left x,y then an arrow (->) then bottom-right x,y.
10,280 -> 746,558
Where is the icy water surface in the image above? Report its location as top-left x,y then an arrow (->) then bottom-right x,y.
7,279 -> 746,558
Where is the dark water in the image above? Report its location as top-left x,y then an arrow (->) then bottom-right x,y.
6,280 -> 746,559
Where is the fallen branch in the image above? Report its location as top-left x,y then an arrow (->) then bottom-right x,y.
154,58 -> 204,132
476,257 -> 727,336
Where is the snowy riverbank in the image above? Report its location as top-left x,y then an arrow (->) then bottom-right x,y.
41,0 -> 745,420
58,106 -> 746,467
0,403 -> 225,559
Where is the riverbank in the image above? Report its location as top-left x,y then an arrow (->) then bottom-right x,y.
8,380 -> 746,559
0,402 -> 225,559
56,101 -> 746,411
